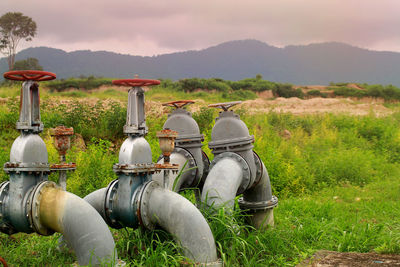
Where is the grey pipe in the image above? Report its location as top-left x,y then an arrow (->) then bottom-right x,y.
84,187 -> 107,219
152,152 -> 189,192
39,184 -> 117,266
201,158 -> 243,212
239,162 -> 277,228
143,185 -> 220,266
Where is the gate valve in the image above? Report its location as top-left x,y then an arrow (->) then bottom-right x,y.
112,76 -> 160,136
3,70 -> 56,133
162,100 -> 195,109
208,101 -> 242,111
49,126 -> 76,190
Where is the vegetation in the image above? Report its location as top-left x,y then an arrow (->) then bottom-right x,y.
13,57 -> 43,70
45,76 -> 113,91
0,12 -> 37,70
0,82 -> 400,266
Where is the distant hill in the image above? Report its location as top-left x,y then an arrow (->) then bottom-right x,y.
1,39 -> 400,86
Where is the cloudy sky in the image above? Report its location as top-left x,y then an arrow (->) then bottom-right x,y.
1,0 -> 400,56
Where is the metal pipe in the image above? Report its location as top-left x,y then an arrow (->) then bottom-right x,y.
239,162 -> 278,229
201,158 -> 243,212
143,185 -> 220,266
83,187 -> 107,219
39,184 -> 117,266
152,151 -> 189,192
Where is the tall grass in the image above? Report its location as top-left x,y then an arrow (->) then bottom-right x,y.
1,92 -> 400,266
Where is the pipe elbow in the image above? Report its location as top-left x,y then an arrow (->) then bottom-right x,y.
83,187 -> 107,220
238,161 -> 278,229
141,182 -> 220,266
37,183 -> 117,266
201,157 -> 245,211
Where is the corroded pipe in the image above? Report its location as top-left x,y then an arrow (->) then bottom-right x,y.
37,182 -> 117,266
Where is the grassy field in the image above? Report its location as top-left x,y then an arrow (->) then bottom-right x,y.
0,83 -> 400,266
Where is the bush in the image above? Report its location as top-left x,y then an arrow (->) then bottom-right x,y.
45,77 -> 113,92
333,87 -> 366,98
273,84 -> 303,98
307,90 -> 327,98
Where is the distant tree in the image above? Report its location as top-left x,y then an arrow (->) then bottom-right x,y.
256,74 -> 263,80
0,12 -> 37,70
13,57 -> 43,70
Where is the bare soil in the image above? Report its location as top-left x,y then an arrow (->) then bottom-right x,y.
242,97 -> 391,116
297,250 -> 400,267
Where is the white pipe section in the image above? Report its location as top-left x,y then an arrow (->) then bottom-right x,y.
145,186 -> 220,265
201,158 -> 243,211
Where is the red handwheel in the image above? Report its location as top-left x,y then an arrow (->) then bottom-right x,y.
112,78 -> 160,87
3,70 -> 56,81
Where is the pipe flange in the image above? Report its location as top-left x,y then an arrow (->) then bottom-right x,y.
200,151 -> 210,185
251,151 -> 263,187
137,181 -> 159,230
28,181 -> 57,236
238,195 -> 278,212
174,147 -> 198,187
0,181 -> 8,218
3,162 -> 50,173
113,163 -> 156,175
104,180 -> 123,229
209,152 -> 251,194
0,181 -> 16,235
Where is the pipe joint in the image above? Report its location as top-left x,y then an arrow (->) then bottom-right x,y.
210,152 -> 251,194
136,180 -> 158,230
171,147 -> 198,188
27,181 -> 57,235
104,179 -> 123,229
104,173 -> 150,229
0,182 -> 16,235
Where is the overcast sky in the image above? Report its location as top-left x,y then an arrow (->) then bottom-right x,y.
1,0 -> 400,56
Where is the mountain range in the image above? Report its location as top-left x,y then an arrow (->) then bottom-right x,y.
1,39 -> 400,86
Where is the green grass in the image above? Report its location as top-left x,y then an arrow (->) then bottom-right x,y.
1,87 -> 400,266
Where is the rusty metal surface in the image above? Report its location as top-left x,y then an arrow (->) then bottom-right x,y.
0,256 -> 7,267
50,126 -> 74,137
50,163 -> 76,171
157,129 -> 178,158
113,163 -> 156,174
208,101 -> 242,111
162,100 -> 195,109
154,163 -> 179,171
3,162 -> 50,173
50,126 -> 74,156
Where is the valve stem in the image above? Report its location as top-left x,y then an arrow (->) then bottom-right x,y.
50,126 -> 76,190
156,129 -> 179,188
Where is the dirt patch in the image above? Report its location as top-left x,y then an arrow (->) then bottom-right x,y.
257,90 -> 274,99
242,97 -> 391,116
297,250 -> 400,267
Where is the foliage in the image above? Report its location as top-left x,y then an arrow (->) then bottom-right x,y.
13,57 -> 43,70
1,85 -> 400,265
306,89 -> 327,98
273,83 -> 304,98
0,12 -> 37,70
45,76 -> 113,91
